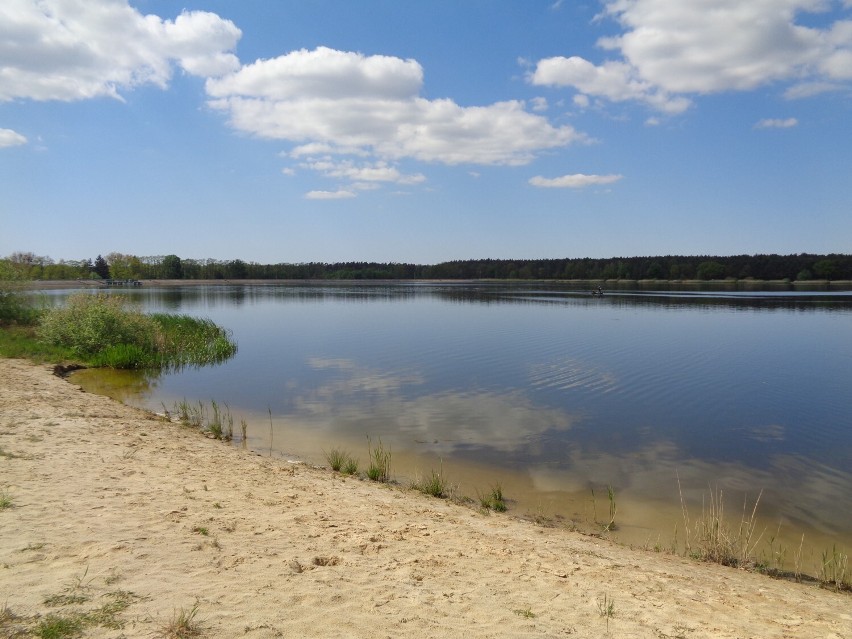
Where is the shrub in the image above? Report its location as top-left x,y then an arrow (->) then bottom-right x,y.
37,293 -> 156,357
0,260 -> 37,325
36,293 -> 237,370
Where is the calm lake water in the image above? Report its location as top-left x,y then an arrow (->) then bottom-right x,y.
50,283 -> 852,561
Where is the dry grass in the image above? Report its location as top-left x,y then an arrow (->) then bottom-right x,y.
679,477 -> 764,568
161,603 -> 202,638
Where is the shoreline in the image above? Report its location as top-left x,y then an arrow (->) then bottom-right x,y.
1,358 -> 849,637
23,278 -> 852,290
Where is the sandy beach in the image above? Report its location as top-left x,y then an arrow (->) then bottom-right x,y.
1,358 -> 849,638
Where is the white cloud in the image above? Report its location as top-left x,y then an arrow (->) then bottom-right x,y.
573,94 -> 590,108
529,96 -> 549,112
784,81 -> 843,98
0,128 -> 27,147
755,117 -> 799,129
0,0 -> 241,102
300,158 -> 425,185
532,55 -> 690,114
531,0 -> 852,112
206,46 -> 422,101
529,173 -> 623,188
207,47 -> 586,167
304,189 -> 356,200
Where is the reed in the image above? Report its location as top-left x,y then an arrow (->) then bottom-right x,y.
678,478 -> 764,568
819,545 -> 850,591
366,436 -> 391,482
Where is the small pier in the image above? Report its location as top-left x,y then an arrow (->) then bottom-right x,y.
101,279 -> 143,287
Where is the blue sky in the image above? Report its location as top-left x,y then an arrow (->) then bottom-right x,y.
2,0 -> 851,264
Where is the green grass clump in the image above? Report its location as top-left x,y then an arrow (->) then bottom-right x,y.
36,614 -> 83,639
479,483 -> 507,512
0,489 -> 13,510
366,437 -> 391,482
325,447 -> 348,472
413,462 -> 448,498
325,447 -> 359,474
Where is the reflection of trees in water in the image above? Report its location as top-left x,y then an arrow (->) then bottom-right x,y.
46,282 -> 852,314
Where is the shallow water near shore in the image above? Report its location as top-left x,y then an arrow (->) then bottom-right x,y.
56,282 -> 852,562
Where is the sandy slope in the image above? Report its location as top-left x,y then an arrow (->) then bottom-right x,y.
1,358 -> 849,638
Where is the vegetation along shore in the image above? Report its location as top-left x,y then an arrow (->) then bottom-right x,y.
5,251 -> 852,283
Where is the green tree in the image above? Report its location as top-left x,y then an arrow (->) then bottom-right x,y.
813,259 -> 837,280
105,253 -> 143,280
93,255 -> 110,279
696,261 -> 727,280
161,254 -> 183,279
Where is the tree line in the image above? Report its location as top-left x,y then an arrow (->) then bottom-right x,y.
3,251 -> 852,282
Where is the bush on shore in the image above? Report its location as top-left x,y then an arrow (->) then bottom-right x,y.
36,293 -> 236,369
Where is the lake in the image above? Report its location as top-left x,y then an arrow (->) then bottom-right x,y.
48,282 -> 852,562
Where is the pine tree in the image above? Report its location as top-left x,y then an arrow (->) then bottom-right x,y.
93,254 -> 110,279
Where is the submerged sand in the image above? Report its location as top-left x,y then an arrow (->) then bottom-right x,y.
0,358 -> 849,638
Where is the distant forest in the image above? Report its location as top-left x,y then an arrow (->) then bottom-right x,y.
4,251 -> 852,282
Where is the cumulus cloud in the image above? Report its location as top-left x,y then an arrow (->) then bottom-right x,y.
529,173 -> 623,188
300,158 -> 426,185
0,128 -> 27,147
755,117 -> 799,129
0,0 -> 241,102
532,56 -> 690,114
531,0 -> 852,112
207,47 -> 586,167
304,189 -> 357,200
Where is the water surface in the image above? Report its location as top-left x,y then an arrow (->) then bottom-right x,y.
55,282 -> 852,560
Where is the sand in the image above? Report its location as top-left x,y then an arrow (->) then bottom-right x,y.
1,358 -> 849,638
